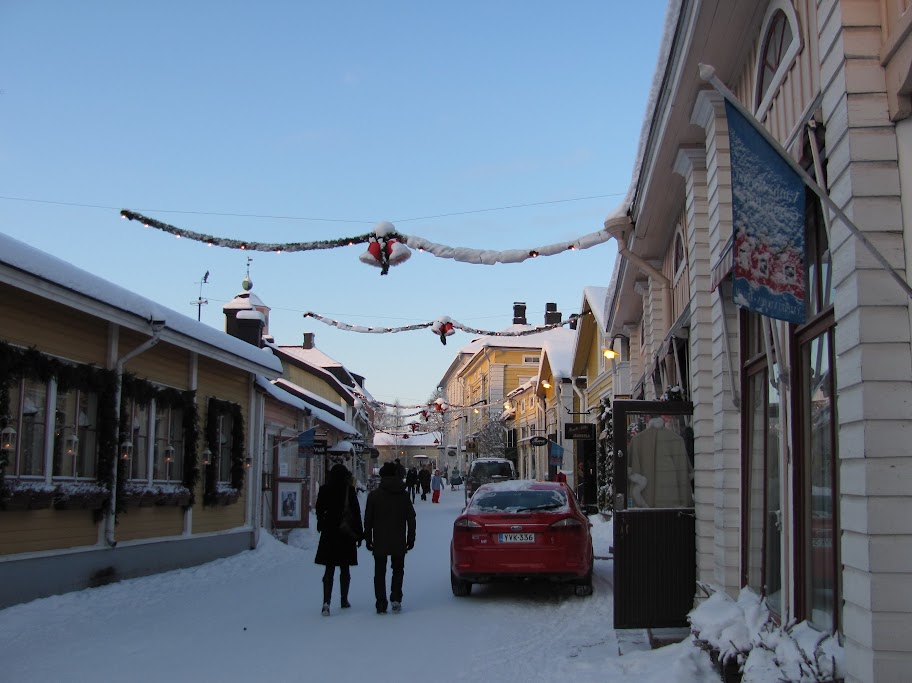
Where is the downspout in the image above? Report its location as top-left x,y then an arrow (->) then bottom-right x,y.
604,215 -> 673,333
105,319 -> 165,547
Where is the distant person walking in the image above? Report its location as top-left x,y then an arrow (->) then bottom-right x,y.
431,469 -> 445,504
314,464 -> 363,617
363,462 -> 416,614
405,466 -> 419,503
418,464 -> 431,501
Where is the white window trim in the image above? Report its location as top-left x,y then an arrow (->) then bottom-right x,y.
754,0 -> 802,119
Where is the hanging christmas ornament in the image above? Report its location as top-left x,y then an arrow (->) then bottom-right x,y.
421,410 -> 429,422
431,316 -> 456,345
358,222 -> 412,275
434,398 -> 448,412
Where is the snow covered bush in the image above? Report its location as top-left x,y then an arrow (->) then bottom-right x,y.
689,587 -> 845,682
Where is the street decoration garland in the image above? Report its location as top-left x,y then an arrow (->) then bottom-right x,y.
595,397 -> 614,516
203,398 -> 245,506
303,311 -> 586,345
120,210 -> 614,276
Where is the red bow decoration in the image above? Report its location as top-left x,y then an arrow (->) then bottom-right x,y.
358,222 -> 412,275
431,317 -> 456,345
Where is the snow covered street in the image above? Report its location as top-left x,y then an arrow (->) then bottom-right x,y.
0,487 -> 718,682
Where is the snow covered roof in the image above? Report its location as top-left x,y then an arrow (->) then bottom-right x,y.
223,291 -> 267,310
582,287 -> 610,332
540,328 -> 576,379
457,324 -> 570,355
265,341 -> 356,404
278,345 -> 343,368
257,376 -> 358,435
0,231 -> 282,376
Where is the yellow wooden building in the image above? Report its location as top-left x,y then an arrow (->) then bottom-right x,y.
0,231 -> 282,608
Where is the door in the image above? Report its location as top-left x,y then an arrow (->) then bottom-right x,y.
612,399 -> 695,629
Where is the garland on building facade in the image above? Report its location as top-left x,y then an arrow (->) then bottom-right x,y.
203,397 -> 245,506
596,397 -> 614,516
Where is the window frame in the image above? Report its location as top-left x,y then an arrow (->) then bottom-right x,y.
753,1 -> 802,119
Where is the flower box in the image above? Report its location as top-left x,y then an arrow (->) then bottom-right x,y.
53,483 -> 110,511
0,483 -> 56,511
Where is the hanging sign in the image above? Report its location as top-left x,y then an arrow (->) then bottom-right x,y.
564,423 -> 595,440
530,435 -> 549,447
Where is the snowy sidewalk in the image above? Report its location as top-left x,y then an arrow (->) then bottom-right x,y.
0,485 -> 718,682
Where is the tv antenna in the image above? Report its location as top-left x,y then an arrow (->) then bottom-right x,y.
192,270 -> 210,321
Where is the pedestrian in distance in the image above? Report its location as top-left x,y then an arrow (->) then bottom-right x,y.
394,457 -> 406,481
418,464 -> 431,501
405,466 -> 419,503
431,468 -> 445,504
363,461 -> 416,614
314,463 -> 363,617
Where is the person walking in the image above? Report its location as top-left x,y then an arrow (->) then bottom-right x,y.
405,466 -> 419,503
314,463 -> 363,617
417,464 -> 431,501
363,461 -> 416,614
431,469 -> 445,504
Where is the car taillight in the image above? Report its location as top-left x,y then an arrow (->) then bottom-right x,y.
454,518 -> 482,529
550,517 -> 582,529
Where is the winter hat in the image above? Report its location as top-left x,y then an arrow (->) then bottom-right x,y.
379,462 -> 398,477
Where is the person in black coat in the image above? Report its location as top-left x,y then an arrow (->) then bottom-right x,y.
315,463 -> 363,616
405,466 -> 419,503
363,461 -> 416,614
417,465 -> 431,501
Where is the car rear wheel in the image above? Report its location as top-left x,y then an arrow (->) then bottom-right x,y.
451,571 -> 472,597
574,570 -> 593,597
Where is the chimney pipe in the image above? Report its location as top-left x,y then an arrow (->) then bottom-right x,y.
512,302 -> 527,325
303,332 -> 315,349
544,302 -> 562,325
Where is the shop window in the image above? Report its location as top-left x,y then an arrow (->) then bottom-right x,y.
6,378 -> 49,477
755,2 -> 801,117
153,403 -> 184,482
53,388 -> 98,479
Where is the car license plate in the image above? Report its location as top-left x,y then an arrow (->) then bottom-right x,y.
499,533 -> 535,543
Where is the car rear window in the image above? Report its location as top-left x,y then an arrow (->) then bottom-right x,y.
470,462 -> 514,479
469,489 -> 569,513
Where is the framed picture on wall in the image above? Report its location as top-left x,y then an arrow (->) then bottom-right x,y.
277,481 -> 303,523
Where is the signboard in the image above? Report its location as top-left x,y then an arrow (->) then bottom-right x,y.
313,439 -> 328,455
530,435 -> 548,447
613,394 -> 632,400
564,423 -> 596,440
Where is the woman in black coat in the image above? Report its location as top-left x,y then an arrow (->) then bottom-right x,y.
315,463 -> 363,616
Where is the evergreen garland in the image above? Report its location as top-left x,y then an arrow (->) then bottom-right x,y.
181,391 -> 200,506
0,341 -> 118,499
203,397 -> 245,506
596,397 -> 614,516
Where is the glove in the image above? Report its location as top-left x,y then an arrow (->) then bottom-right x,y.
406,540 -> 414,552
365,540 -> 373,552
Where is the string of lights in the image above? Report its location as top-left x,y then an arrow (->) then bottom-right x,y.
120,209 -> 615,275
303,310 -> 587,340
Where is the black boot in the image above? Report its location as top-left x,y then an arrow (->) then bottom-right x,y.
340,572 -> 351,609
322,570 -> 334,606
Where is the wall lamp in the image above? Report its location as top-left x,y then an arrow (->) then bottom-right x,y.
602,348 -> 617,360
0,425 -> 16,453
540,380 -> 552,389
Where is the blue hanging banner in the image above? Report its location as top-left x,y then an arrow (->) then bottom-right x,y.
548,441 -> 564,466
726,100 -> 806,325
297,428 -> 316,448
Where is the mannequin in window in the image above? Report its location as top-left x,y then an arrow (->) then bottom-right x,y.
628,416 -> 693,508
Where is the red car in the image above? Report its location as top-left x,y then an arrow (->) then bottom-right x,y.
450,480 -> 594,597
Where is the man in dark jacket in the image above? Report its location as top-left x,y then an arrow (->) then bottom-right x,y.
363,461 -> 417,614
417,464 -> 431,501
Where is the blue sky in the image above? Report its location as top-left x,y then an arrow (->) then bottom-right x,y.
1,1 -> 668,406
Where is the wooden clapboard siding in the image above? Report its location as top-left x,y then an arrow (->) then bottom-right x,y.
0,509 -> 99,555
734,0 -> 820,143
197,356 -> 249,407
118,328 -> 191,389
282,364 -> 341,405
191,492 -> 247,533
116,507 -> 185,542
3,285 -> 108,366
264,399 -> 300,429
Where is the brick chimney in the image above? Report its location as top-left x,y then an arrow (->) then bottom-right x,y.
512,302 -> 527,325
544,302 -> 562,325
303,332 -> 315,349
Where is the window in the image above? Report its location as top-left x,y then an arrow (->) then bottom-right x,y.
754,2 -> 801,117
123,399 -> 150,481
217,412 -> 234,483
7,378 -> 49,477
673,231 -> 686,278
53,387 -> 98,479
153,403 -> 183,482
523,356 -> 540,364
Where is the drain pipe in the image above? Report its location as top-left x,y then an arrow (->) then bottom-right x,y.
105,318 -> 166,547
603,216 -> 672,332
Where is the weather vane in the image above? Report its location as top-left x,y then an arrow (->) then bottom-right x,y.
192,270 -> 210,321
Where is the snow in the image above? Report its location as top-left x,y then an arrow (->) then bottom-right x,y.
263,377 -> 359,435
372,431 -> 441,448
0,489 -> 722,683
0,231 -> 282,375
582,286 -> 610,332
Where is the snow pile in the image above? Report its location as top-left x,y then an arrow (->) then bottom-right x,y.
689,587 -> 845,682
